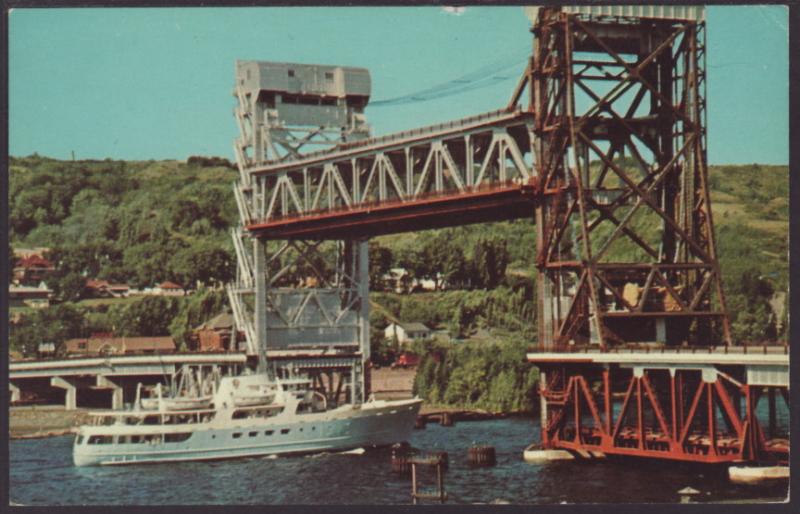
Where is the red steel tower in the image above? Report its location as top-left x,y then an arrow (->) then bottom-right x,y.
524,6 -> 788,465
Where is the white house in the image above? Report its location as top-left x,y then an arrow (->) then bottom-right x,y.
384,322 -> 432,345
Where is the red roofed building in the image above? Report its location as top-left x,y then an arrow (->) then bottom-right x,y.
85,279 -> 130,298
13,254 -> 55,285
156,281 -> 186,296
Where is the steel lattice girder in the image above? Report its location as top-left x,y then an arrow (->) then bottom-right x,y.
530,8 -> 731,350
241,109 -> 538,239
536,363 -> 788,464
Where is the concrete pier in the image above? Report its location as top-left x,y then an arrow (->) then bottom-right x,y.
50,377 -> 77,410
96,376 -> 124,410
10,382 -> 21,403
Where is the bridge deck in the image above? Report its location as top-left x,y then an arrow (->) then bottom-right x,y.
246,181 -> 537,239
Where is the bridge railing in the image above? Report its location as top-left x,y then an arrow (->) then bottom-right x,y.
528,342 -> 790,355
256,107 -> 519,168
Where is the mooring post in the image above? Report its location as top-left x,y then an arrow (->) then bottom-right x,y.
411,460 -> 418,505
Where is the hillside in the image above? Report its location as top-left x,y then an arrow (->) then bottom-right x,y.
8,155 -> 789,356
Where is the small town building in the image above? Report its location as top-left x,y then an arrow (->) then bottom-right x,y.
9,284 -> 52,309
384,322 -> 432,345
85,279 -> 131,298
62,334 -> 176,357
37,342 -> 56,358
155,281 -> 186,296
192,311 -> 237,352
13,254 -> 55,285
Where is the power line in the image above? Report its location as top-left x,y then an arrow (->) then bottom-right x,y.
370,53 -> 528,108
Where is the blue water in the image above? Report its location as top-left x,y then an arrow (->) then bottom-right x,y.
9,418 -> 788,505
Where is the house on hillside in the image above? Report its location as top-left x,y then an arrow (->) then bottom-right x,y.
384,322 -> 432,345
191,310 -> 237,352
61,334 -> 176,357
154,281 -> 186,296
13,254 -> 55,286
9,283 -> 52,309
85,279 -> 130,298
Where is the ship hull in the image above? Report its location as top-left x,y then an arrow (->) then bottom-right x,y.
73,398 -> 421,466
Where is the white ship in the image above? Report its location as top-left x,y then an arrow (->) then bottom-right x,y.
73,372 -> 422,466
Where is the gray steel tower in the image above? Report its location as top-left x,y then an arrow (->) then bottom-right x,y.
229,61 -> 372,404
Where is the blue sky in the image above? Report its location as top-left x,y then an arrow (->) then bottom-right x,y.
9,6 -> 789,165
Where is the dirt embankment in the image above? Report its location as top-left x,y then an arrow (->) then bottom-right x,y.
370,367 -> 416,400
10,406 -> 92,439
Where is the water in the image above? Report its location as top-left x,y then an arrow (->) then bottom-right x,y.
9,418 -> 788,505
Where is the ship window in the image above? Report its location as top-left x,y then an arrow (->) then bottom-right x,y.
165,433 -> 192,443
249,431 -> 258,437
232,432 -> 242,439
88,435 -> 113,445
312,427 -> 316,431
324,71 -> 334,81
299,428 -> 303,432
281,429 -> 290,435
131,435 -> 144,444
265,430 -> 274,436
76,436 -> 84,445
288,69 -> 295,77
143,435 -> 162,444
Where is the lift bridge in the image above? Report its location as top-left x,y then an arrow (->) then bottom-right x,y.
227,5 -> 788,465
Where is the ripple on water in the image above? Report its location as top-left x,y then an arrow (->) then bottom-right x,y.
9,420 -> 788,505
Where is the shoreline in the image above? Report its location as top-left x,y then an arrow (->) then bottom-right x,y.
9,403 -> 530,440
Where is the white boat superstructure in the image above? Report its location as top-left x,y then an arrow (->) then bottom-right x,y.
73,373 -> 421,466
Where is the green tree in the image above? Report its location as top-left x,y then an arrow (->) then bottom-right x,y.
369,242 -> 393,291
110,296 -> 180,337
170,241 -> 235,289
7,245 -> 15,283
9,303 -> 87,356
473,238 -> 510,289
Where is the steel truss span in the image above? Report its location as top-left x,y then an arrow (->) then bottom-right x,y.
242,109 -> 538,239
533,362 -> 788,465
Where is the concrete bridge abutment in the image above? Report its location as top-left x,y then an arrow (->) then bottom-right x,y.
50,376 -> 78,410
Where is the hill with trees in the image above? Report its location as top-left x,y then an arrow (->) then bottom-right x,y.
8,155 -> 788,409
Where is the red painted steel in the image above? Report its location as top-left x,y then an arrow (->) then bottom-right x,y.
245,181 -> 538,239
536,364 -> 788,464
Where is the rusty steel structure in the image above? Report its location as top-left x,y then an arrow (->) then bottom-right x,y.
525,6 -> 787,466
530,348 -> 788,465
523,6 -> 730,350
229,6 -> 788,465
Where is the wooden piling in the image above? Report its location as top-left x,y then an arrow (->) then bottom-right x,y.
468,445 -> 496,466
440,412 -> 454,427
